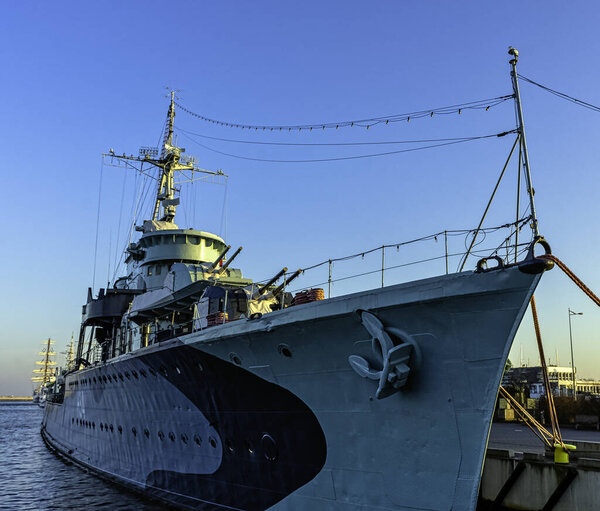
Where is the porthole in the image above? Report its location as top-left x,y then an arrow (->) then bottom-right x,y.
118,373 -> 124,381
118,426 -> 123,434
132,370 -> 138,379
139,369 -> 147,378
72,418 -> 74,424
102,375 -> 107,383
148,368 -> 156,376
229,353 -> 242,366
197,362 -> 204,372
76,419 -> 79,425
175,366 -> 181,375
193,435 -> 202,446
181,434 -> 188,444
125,372 -> 130,379
160,366 -> 168,377
225,439 -> 235,453
209,436 -> 217,448
131,427 -> 137,436
261,434 -> 278,461
169,432 -> 176,442
100,423 -> 104,431
245,440 -> 255,454
92,422 -> 95,429
109,424 -> 114,432
158,431 -> 165,441
144,428 -> 150,438
107,375 -> 112,382
93,377 -> 97,384
278,344 -> 293,358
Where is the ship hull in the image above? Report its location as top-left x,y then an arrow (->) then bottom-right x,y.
42,265 -> 541,511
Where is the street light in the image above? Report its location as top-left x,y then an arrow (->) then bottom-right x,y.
568,308 -> 583,400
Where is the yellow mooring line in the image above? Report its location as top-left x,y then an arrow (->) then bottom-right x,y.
505,252 -> 600,463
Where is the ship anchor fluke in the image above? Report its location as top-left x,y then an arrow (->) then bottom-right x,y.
349,310 -> 417,399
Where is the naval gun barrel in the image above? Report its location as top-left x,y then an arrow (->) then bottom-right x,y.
258,267 -> 288,296
270,269 -> 303,298
219,246 -> 243,273
209,245 -> 231,272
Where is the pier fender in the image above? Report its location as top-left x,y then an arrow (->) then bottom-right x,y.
348,310 -> 418,399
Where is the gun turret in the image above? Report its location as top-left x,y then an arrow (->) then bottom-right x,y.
208,245 -> 231,272
270,269 -> 303,299
219,246 -> 243,274
257,267 -> 288,296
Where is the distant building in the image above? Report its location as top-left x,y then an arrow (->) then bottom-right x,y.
503,365 -> 600,398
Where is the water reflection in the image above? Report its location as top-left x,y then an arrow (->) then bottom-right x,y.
0,403 -> 169,510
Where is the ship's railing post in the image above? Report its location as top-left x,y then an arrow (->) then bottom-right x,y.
381,246 -> 385,288
444,231 -> 449,274
328,260 -> 332,298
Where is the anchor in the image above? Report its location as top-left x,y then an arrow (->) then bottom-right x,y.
349,310 -> 416,399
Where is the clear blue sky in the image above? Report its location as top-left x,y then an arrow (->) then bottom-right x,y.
1,1 -> 599,395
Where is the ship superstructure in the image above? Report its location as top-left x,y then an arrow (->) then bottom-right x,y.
42,50 -> 553,510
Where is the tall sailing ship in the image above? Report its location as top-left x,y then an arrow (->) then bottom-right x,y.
42,49 -> 553,510
32,338 -> 57,406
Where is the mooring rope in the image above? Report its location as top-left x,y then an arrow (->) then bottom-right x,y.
540,254 -> 600,307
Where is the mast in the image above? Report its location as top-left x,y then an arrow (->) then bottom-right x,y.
167,91 -> 175,147
152,91 -> 178,223
65,333 -> 74,370
508,47 -> 540,238
32,338 -> 56,390
103,94 -> 225,230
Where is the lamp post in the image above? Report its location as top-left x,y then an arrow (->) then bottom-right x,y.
568,308 -> 583,400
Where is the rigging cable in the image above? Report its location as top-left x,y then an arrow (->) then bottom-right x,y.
92,160 -> 104,293
174,95 -> 514,131
178,130 -> 515,163
458,135 -> 520,271
175,127 -> 501,147
517,74 -> 600,113
112,168 -> 128,283
220,179 -> 228,241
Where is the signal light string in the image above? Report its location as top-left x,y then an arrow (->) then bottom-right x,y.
174,95 -> 513,132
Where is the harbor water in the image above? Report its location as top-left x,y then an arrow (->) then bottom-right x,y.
0,403 -> 170,511
5,401 -> 600,510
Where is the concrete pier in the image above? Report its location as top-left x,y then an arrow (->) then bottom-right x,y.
479,424 -> 600,510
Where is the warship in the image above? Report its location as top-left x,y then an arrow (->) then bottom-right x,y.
42,48 -> 553,510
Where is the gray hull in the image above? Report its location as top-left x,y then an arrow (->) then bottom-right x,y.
42,265 -> 541,511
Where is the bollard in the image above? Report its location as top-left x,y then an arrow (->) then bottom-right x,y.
554,443 -> 576,464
